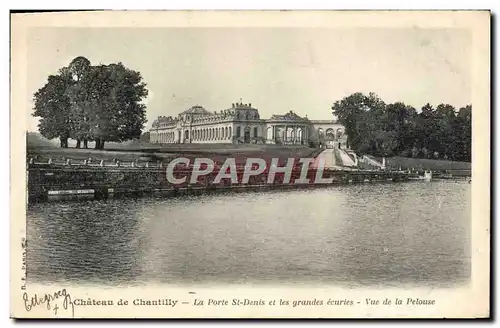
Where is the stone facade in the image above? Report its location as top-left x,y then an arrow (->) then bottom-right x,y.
149,102 -> 348,148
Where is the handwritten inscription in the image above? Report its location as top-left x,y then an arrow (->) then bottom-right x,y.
23,289 -> 75,317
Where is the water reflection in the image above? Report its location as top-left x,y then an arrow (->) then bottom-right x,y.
27,199 -> 147,285
27,181 -> 470,287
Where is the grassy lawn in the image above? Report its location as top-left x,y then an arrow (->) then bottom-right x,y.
385,156 -> 471,171
364,155 -> 471,172
27,143 -> 322,165
26,133 -> 470,171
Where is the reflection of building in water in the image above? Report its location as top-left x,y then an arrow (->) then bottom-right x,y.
149,101 -> 348,148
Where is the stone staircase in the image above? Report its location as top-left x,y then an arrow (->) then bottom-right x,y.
336,148 -> 357,167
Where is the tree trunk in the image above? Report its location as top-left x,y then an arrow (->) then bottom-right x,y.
60,137 -> 68,148
99,140 -> 105,150
76,140 -> 81,148
83,140 -> 88,149
94,139 -> 101,150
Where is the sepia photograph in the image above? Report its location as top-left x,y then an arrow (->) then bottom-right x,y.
10,10 -> 490,319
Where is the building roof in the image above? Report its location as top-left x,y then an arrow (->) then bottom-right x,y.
180,105 -> 211,115
270,110 -> 309,121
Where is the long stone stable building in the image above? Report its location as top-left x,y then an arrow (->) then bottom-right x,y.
149,102 -> 348,148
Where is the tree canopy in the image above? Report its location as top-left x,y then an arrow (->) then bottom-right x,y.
332,92 -> 471,162
33,57 -> 149,149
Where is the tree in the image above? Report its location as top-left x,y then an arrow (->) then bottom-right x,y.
452,105 -> 472,161
331,92 -> 471,162
32,57 -> 149,149
385,102 -> 417,155
332,92 -> 385,153
32,75 -> 72,147
332,92 -> 386,155
62,57 -> 93,148
140,131 -> 150,143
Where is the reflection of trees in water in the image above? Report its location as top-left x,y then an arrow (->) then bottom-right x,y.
27,200 -> 144,285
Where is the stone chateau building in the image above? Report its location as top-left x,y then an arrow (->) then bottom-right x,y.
149,101 -> 348,148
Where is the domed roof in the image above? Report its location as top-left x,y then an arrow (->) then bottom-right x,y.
270,110 -> 309,121
180,105 -> 211,115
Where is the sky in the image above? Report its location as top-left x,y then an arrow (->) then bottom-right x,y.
26,27 -> 471,132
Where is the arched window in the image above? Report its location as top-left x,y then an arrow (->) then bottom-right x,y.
266,127 -> 273,140
253,127 -> 258,138
318,128 -> 324,140
325,128 -> 335,141
236,126 -> 241,138
228,127 -> 232,139
336,128 -> 344,140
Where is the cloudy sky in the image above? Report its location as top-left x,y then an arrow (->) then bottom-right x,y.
26,27 -> 471,132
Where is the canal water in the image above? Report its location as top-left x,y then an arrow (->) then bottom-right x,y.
26,181 -> 471,288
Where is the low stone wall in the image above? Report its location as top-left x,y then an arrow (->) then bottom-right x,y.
26,158 -> 416,204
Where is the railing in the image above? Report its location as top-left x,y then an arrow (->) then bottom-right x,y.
27,157 -> 165,169
27,157 -> 313,173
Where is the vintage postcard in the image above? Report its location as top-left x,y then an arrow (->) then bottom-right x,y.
10,10 -> 490,319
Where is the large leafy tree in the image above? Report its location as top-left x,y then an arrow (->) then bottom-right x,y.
332,92 -> 471,161
32,56 -> 149,149
331,92 -> 386,155
32,74 -> 72,147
